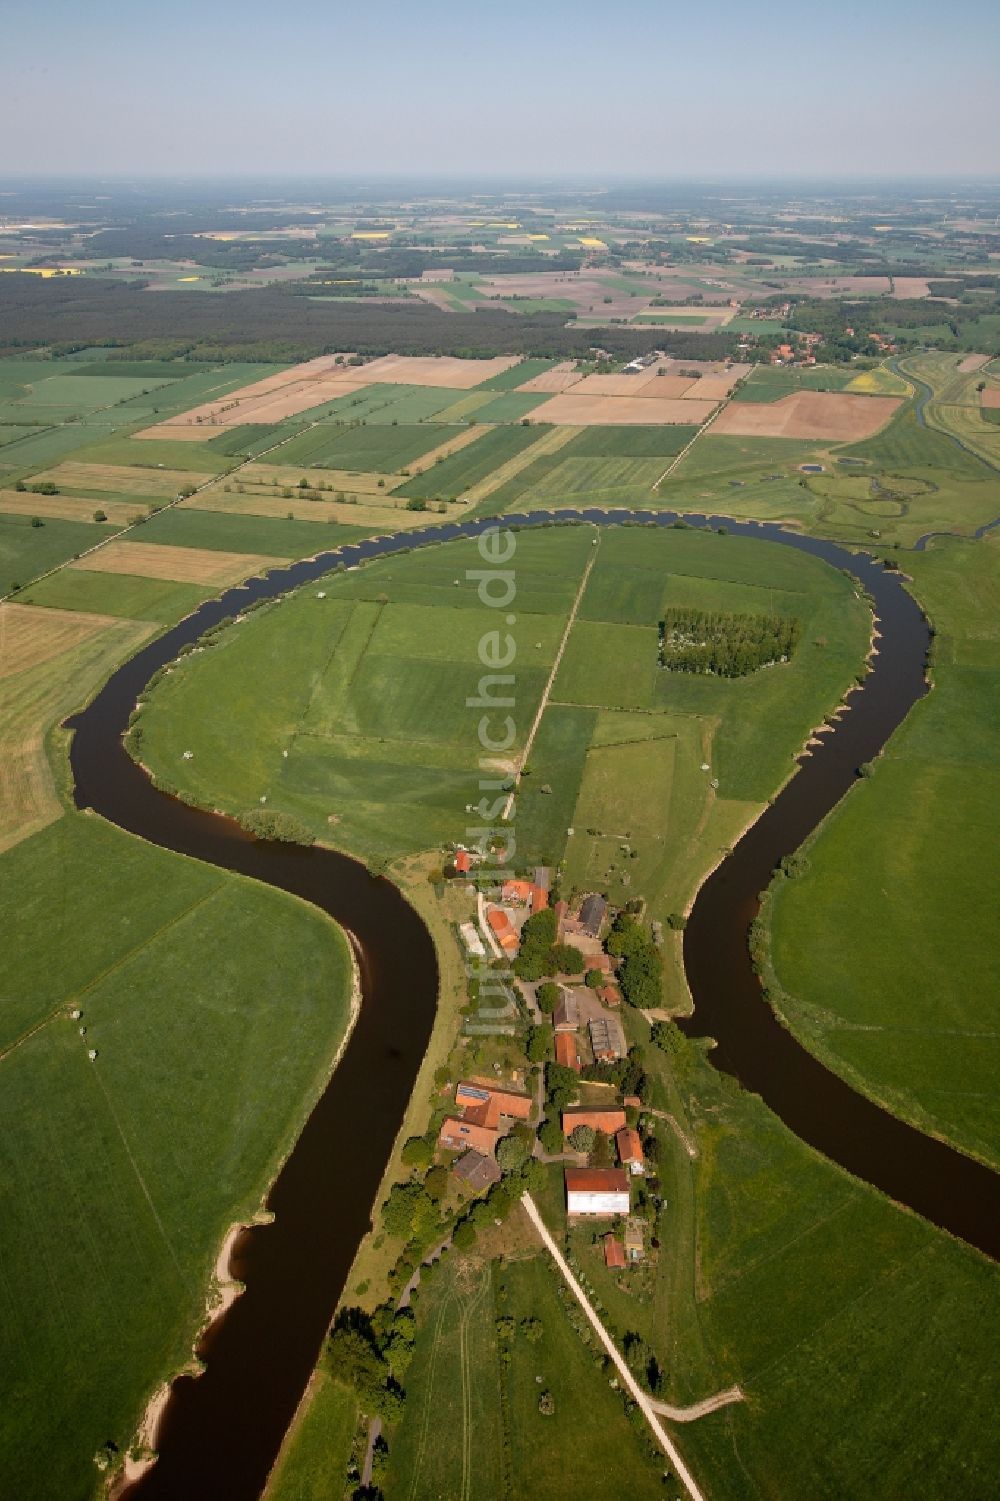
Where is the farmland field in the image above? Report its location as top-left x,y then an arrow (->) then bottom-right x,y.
395,423 -> 546,501
0,512 -> 114,595
0,814 -> 354,1501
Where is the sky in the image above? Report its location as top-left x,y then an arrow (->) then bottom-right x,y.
3,0 -> 999,180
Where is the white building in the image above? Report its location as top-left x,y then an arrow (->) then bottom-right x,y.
565,1167 -> 631,1217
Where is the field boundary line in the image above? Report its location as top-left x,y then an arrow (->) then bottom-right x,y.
464,422 -> 579,505
652,396 -> 731,490
502,530 -> 598,819
521,1191 -> 705,1501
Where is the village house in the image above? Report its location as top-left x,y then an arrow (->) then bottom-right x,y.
484,905 -> 519,956
451,1148 -> 502,1192
617,1126 -> 645,1175
562,1107 -> 627,1138
578,893 -> 607,939
565,1166 -> 631,1217
597,983 -> 621,1008
438,1115 -> 498,1155
502,878 -> 549,914
456,1078 -> 532,1120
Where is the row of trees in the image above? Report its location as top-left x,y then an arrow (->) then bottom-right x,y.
659,606 -> 800,678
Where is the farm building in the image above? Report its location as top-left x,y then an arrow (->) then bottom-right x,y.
438,1116 -> 498,1156
589,1015 -> 626,1062
502,878 -> 549,914
456,1078 -> 532,1120
578,894 -> 607,938
451,1149 -> 502,1192
562,1107 -> 627,1137
453,849 -> 473,875
565,1167 -> 631,1217
598,983 -> 621,1007
555,1031 -> 581,1072
485,905 -> 519,955
617,1127 -> 644,1174
552,992 -> 579,1032
604,1234 -> 626,1270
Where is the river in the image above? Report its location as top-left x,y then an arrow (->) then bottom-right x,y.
66,508 -> 999,1499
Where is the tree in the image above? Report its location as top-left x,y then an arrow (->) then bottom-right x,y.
423,1164 -> 448,1202
382,1180 -> 428,1239
453,1218 -> 477,1250
538,1117 -> 564,1154
549,943 -> 585,975
585,969 -> 604,988
497,1128 -> 533,1173
401,1135 -> 432,1168
569,1124 -> 595,1152
536,981 -> 561,1014
93,509 -> 107,523
526,1025 -> 550,1063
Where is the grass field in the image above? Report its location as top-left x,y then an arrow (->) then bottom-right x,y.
134,528 -> 593,863
131,507 -> 371,558
769,533 -> 1000,1167
1,512 -> 114,595
561,424 -> 700,458
20,568 -> 216,623
385,1250 -> 665,1501
732,365 -> 858,402
550,1022 -> 1000,1501
265,1374 -> 358,1501
0,813 -> 354,1501
256,420 -> 452,473
0,609 -> 153,849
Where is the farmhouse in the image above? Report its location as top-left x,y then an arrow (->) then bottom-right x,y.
578,893 -> 607,938
456,1078 -> 532,1120
589,1015 -> 626,1063
562,1107 -> 627,1137
438,1116 -> 498,1155
565,1167 -> 631,1217
451,1149 -> 502,1192
617,1127 -> 645,1175
598,983 -> 621,1008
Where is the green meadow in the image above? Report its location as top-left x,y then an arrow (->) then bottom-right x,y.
0,814 -> 354,1501
397,423 -> 546,501
770,533 -> 1000,1167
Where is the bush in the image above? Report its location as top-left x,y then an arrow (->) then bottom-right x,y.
237,808 -> 315,845
569,1124 -> 595,1152
536,981 -> 561,1014
401,1136 -> 433,1168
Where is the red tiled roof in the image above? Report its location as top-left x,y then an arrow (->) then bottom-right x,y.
438,1117 -> 498,1155
502,879 -> 534,903
458,1079 -> 532,1119
562,1108 -> 627,1136
564,1167 -> 630,1193
598,984 -> 621,1006
616,1127 -> 643,1163
604,1234 -> 626,1269
554,1032 -> 580,1071
530,885 -> 549,914
486,907 -> 518,952
454,850 -> 472,873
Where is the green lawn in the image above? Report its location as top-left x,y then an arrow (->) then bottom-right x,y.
769,534 -> 1000,1166
0,813 -> 354,1501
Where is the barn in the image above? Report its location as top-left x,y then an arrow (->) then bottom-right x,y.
565,1166 -> 631,1217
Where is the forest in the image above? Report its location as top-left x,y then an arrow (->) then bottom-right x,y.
658,606 -> 801,677
0,276 -> 737,363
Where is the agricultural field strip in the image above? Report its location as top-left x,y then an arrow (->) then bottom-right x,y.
522,1193 -> 705,1501
0,887 -> 224,1062
3,397 -> 369,602
654,397 -> 731,489
502,535 -> 598,816
464,423 -> 580,504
